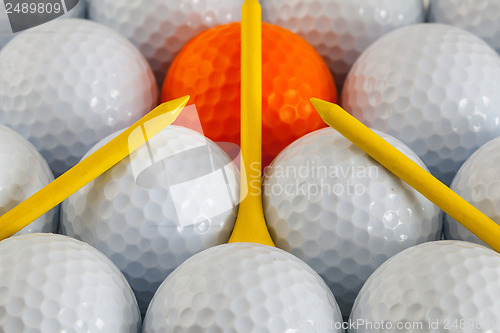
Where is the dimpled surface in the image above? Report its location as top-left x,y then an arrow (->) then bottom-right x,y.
0,125 -> 57,235
263,127 -> 441,319
88,0 -> 243,84
62,125 -> 239,315
0,0 -> 87,49
262,0 -> 424,90
143,243 -> 344,333
0,18 -> 158,177
428,0 -> 500,54
163,22 -> 337,168
0,233 -> 141,332
444,137 -> 500,248
342,24 -> 500,186
350,241 -> 500,332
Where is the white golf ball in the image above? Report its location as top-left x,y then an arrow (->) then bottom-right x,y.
342,23 -> 500,185
263,127 -> 441,319
143,243 -> 344,333
0,124 -> 57,235
350,241 -> 500,332
0,0 -> 87,49
261,0 -> 425,90
0,18 -> 158,177
428,0 -> 500,54
88,0 -> 243,84
0,233 -> 141,332
62,125 -> 240,315
444,136 -> 500,248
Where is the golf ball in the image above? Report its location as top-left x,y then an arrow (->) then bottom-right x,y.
88,0 -> 243,84
263,127 -> 441,319
143,243 -> 344,333
342,23 -> 500,185
262,0 -> 425,89
350,241 -> 500,332
0,233 -> 141,332
163,22 -> 337,168
0,18 -> 158,177
0,0 -> 87,49
0,124 -> 57,235
444,136 -> 500,248
428,0 -> 500,54
62,125 -> 240,315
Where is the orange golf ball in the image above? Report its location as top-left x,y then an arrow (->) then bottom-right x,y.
162,22 -> 337,167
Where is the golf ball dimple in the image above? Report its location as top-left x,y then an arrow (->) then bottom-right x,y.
263,127 -> 441,319
0,124 -> 57,235
88,0 -> 243,84
428,0 -> 500,54
445,136 -> 500,247
0,18 -> 158,177
143,243 -> 344,333
262,0 -> 425,90
62,125 -> 240,315
0,233 -> 141,332
342,23 -> 500,186
350,241 -> 500,332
